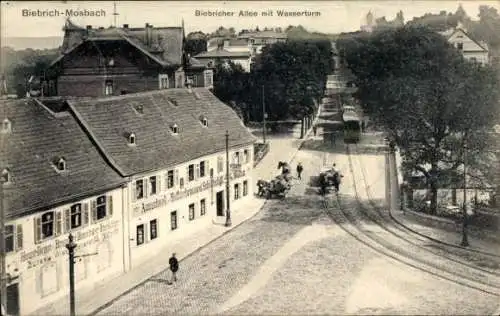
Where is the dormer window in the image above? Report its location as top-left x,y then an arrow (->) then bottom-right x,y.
57,158 -> 66,171
1,169 -> 9,183
1,118 -> 11,133
128,132 -> 136,145
457,42 -> 464,50
200,116 -> 208,127
171,124 -> 178,134
132,103 -> 144,115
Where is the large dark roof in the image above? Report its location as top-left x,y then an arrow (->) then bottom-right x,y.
68,88 -> 256,177
56,20 -> 183,67
0,99 -> 125,220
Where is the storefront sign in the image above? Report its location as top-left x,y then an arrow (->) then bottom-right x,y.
133,196 -> 168,215
19,219 -> 120,270
170,176 -> 224,202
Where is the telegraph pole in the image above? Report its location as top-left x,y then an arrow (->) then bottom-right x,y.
262,85 -> 267,144
461,143 -> 469,247
225,130 -> 232,227
66,234 -> 77,316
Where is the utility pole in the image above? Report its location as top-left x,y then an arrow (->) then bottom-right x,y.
66,234 -> 77,316
225,131 -> 232,227
262,85 -> 266,144
461,143 -> 469,247
0,177 -> 6,316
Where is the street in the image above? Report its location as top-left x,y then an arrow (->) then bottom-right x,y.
95,131 -> 500,315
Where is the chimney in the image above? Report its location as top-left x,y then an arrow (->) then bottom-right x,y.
145,23 -> 151,45
123,24 -> 129,29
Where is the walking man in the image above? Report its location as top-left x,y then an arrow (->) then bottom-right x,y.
313,125 -> 317,136
169,253 -> 179,284
296,162 -> 304,180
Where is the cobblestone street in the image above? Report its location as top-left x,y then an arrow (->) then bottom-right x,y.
96,137 -> 500,315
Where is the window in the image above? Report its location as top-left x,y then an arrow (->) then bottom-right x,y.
57,158 -> 66,171
234,183 -> 240,200
204,70 -> 213,87
1,168 -> 9,183
217,157 -> 224,173
457,42 -> 464,50
243,180 -> 248,196
179,178 -> 184,189
136,224 -> 145,245
200,116 -> 208,127
149,176 -> 157,195
189,203 -> 195,220
210,168 -> 214,178
167,170 -> 174,189
95,195 -> 108,220
41,211 -> 55,239
159,74 -> 169,89
200,199 -> 206,216
188,164 -> 195,181
70,204 -> 82,229
171,124 -> 179,134
136,179 -> 144,200
128,133 -> 136,145
150,219 -> 158,240
171,211 -> 178,230
200,161 -> 206,177
244,149 -> 249,163
105,80 -> 113,95
5,225 -> 14,252
234,152 -> 240,164
2,118 -> 11,133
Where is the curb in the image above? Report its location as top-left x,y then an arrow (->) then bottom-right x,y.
89,115 -> 319,316
386,152 -> 500,258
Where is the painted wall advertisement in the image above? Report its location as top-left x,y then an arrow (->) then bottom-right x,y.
18,219 -> 121,270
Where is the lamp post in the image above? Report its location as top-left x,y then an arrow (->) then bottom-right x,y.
461,143 -> 469,247
66,234 -> 77,316
262,85 -> 267,144
225,130 -> 232,227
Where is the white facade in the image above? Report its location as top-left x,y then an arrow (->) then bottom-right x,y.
442,28 -> 489,65
127,144 -> 254,267
4,187 -> 126,315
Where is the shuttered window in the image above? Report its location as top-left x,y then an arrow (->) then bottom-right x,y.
64,203 -> 90,232
171,211 -> 178,230
91,195 -> 113,222
188,164 -> 195,181
200,199 -> 206,216
167,170 -> 174,189
149,176 -> 157,195
188,203 -> 195,221
135,179 -> 144,200
150,219 -> 158,240
200,161 -> 206,177
136,224 -> 145,246
34,210 -> 61,243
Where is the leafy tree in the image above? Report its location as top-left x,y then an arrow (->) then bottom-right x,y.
338,25 -> 499,214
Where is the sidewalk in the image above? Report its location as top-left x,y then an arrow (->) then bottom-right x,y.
388,151 -> 500,256
30,111 -> 321,316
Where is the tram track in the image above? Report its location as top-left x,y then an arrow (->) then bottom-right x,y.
314,148 -> 500,297
349,143 -> 500,272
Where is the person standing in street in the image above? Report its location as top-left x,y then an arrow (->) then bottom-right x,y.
313,125 -> 317,136
169,253 -> 179,284
296,162 -> 304,180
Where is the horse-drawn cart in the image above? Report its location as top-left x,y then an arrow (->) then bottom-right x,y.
257,161 -> 293,199
310,168 -> 343,195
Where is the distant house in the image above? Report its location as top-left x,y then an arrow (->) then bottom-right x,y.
195,38 -> 252,72
439,23 -> 489,65
237,30 -> 287,55
44,19 -> 213,97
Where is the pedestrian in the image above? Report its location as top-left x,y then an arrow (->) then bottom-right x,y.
169,253 -> 179,284
296,162 -> 304,180
331,163 -> 337,174
313,125 -> 317,136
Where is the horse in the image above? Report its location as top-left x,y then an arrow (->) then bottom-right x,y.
277,161 -> 291,175
257,179 -> 270,197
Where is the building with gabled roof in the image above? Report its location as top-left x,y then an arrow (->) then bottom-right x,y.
43,19 -> 213,97
66,87 -> 256,268
439,23 -> 489,65
1,98 -> 127,315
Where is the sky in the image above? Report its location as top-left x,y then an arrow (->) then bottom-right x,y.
1,0 -> 499,38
